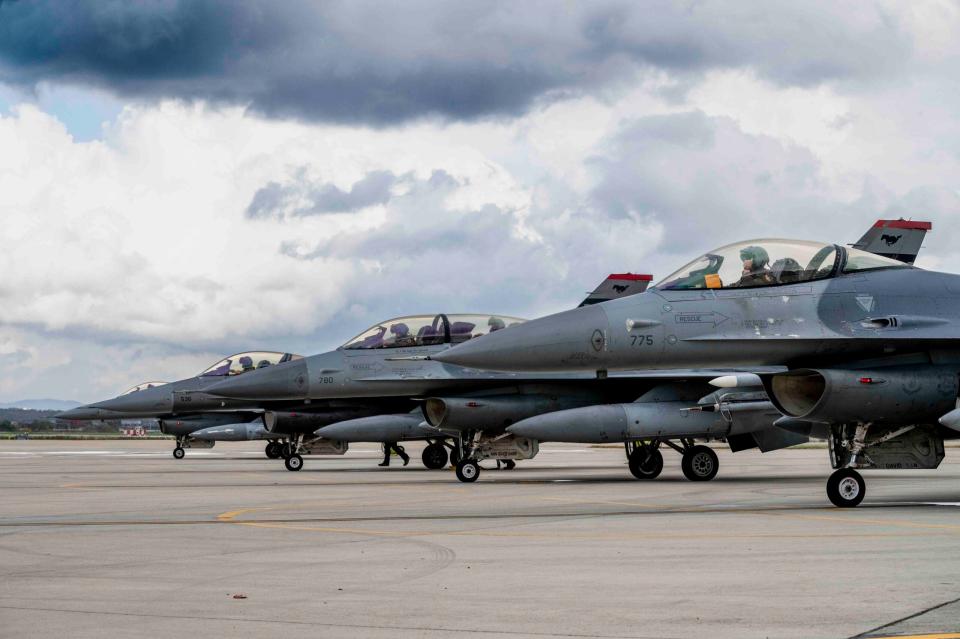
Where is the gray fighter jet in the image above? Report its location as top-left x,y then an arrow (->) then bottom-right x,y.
434,221 -> 947,506
474,221 -> 933,485
57,351 -> 411,459
205,312 -> 642,476
203,272 -> 657,473
308,273 -> 656,469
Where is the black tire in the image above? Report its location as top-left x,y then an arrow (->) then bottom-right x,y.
172,447 -> 185,460
501,459 -> 516,470
681,445 -> 719,481
449,446 -> 461,467
265,442 -> 281,459
827,468 -> 865,508
284,454 -> 304,472
421,444 -> 449,470
628,447 -> 663,480
280,442 -> 295,459
455,459 -> 480,483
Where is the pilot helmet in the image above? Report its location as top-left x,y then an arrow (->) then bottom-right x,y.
739,246 -> 770,270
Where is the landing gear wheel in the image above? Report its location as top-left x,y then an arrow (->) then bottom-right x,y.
265,442 -> 281,459
172,447 -> 185,460
449,446 -> 461,467
501,459 -> 516,470
628,448 -> 663,480
827,468 -> 865,508
280,442 -> 295,459
284,454 -> 304,472
455,459 -> 480,483
681,445 -> 718,481
421,444 -> 449,470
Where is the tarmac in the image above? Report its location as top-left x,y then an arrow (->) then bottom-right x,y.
1,440 -> 960,639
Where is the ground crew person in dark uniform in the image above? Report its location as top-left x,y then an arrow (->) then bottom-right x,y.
379,441 -> 410,466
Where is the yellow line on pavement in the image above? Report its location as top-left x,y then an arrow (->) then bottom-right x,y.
762,511 -> 960,532
226,519 -> 946,541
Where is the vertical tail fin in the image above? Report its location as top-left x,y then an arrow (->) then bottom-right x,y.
578,273 -> 652,307
851,219 -> 931,264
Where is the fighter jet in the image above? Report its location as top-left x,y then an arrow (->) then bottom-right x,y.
200,271 -> 659,473
435,220 -> 930,485
307,273 -> 656,470
57,351 -> 410,460
434,221 -> 947,506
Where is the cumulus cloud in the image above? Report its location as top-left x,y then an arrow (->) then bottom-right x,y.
0,0 -> 936,126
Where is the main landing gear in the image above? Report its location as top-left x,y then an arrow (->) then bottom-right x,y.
624,439 -> 719,481
264,440 -> 283,459
421,441 -> 449,470
626,442 -> 663,479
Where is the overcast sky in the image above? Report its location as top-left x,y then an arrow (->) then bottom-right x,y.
1,0 -> 959,402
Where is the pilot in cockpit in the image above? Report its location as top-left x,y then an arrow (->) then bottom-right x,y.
487,317 -> 506,333
387,322 -> 415,347
238,356 -> 256,373
732,245 -> 776,287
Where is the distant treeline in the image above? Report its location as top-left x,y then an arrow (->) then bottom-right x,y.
0,408 -> 123,433
0,408 -> 63,423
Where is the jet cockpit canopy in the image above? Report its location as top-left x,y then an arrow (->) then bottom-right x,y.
654,239 -> 909,291
342,314 -> 527,350
199,352 -> 302,377
120,381 -> 168,395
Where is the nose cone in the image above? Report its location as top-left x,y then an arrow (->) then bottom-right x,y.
432,304 -> 611,372
58,386 -> 172,419
205,358 -> 309,400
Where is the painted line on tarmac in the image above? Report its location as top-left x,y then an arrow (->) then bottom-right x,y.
761,510 -> 960,532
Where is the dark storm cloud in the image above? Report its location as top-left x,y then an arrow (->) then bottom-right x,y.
0,1 -> 912,126
247,169 -> 398,219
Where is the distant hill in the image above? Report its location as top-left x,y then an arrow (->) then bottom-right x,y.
0,399 -> 82,411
